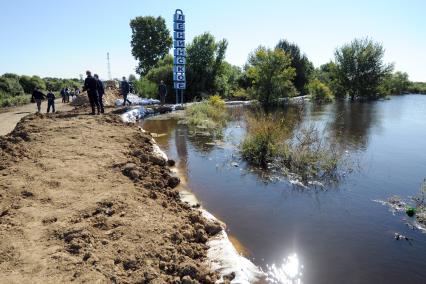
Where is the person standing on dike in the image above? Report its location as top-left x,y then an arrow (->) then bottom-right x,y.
94,74 -> 105,114
31,87 -> 46,113
120,76 -> 131,106
158,80 -> 167,105
83,70 -> 100,115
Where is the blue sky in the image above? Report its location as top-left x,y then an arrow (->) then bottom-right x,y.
0,0 -> 425,81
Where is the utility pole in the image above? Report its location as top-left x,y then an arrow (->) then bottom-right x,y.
107,52 -> 112,80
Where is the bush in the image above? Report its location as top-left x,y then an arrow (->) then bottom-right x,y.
0,76 -> 25,96
0,91 -> 30,107
230,88 -> 250,101
19,75 -> 46,93
134,78 -> 157,98
184,96 -> 228,133
308,79 -> 334,103
241,113 -> 341,183
241,114 -> 288,168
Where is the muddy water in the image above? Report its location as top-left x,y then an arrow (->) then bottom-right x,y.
141,95 -> 426,284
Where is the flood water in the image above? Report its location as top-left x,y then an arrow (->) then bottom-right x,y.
141,95 -> 426,284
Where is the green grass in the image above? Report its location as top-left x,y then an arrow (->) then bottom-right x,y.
241,113 -> 341,183
184,95 -> 228,134
0,91 -> 30,107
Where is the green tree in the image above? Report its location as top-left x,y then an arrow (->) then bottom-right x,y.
215,62 -> 241,98
0,75 -> 24,96
380,71 -> 410,95
186,32 -> 228,100
308,79 -> 334,103
276,39 -> 314,95
130,16 -> 172,75
246,47 -> 296,105
19,75 -> 46,93
145,54 -> 173,101
335,38 -> 393,100
314,61 -> 345,98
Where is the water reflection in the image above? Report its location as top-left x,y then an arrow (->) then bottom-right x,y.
327,100 -> 380,150
266,253 -> 303,284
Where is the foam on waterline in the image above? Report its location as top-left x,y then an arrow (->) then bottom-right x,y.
121,108 -> 265,283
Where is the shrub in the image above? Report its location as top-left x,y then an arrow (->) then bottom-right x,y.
230,88 -> 250,101
0,91 -> 30,107
0,76 -> 25,96
241,113 -> 341,183
241,114 -> 288,168
308,79 -> 334,103
184,96 -> 228,133
134,78 -> 157,98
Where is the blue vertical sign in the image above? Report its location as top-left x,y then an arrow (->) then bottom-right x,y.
173,9 -> 186,104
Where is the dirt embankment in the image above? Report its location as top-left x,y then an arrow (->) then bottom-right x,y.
0,110 -> 222,283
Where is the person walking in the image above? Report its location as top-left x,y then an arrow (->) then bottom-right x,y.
158,80 -> 167,104
60,88 -> 66,103
46,90 -> 56,113
94,74 -> 105,114
120,76 -> 131,106
83,70 -> 100,115
31,87 -> 46,113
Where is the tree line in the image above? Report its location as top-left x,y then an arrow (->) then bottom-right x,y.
0,74 -> 81,107
130,16 -> 426,105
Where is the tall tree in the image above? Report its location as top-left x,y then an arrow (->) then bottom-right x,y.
276,39 -> 313,95
335,38 -> 393,100
186,32 -> 228,99
130,16 -> 172,75
246,47 -> 296,105
19,75 -> 46,93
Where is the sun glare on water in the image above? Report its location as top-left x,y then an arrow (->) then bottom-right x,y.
266,253 -> 303,284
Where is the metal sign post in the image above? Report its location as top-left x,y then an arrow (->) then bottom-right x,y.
173,9 -> 186,105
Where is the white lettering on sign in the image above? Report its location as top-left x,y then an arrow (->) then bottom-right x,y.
174,56 -> 186,65
174,82 -> 186,89
174,13 -> 185,23
174,9 -> 186,91
174,65 -> 185,73
174,32 -> 185,40
173,40 -> 185,48
174,48 -> 186,57
174,22 -> 185,31
173,73 -> 186,82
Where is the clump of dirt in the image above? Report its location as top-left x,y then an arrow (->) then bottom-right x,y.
0,111 -> 223,283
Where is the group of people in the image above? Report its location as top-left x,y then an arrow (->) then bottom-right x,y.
31,71 -> 167,114
31,88 -> 56,113
83,70 -> 131,115
60,87 -> 80,103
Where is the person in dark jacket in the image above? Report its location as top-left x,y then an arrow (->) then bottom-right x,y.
158,80 -> 167,104
60,88 -> 66,103
83,70 -> 100,115
31,87 -> 46,113
94,74 -> 105,113
46,90 -> 56,113
120,76 -> 131,106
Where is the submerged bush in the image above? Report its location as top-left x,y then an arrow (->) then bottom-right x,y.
308,79 -> 334,103
241,113 -> 341,183
184,95 -> 228,133
241,114 -> 289,168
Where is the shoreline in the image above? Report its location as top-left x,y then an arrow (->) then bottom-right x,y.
122,108 -> 266,283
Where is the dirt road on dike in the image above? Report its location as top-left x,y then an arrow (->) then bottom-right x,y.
0,110 -> 222,283
0,99 -> 73,136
